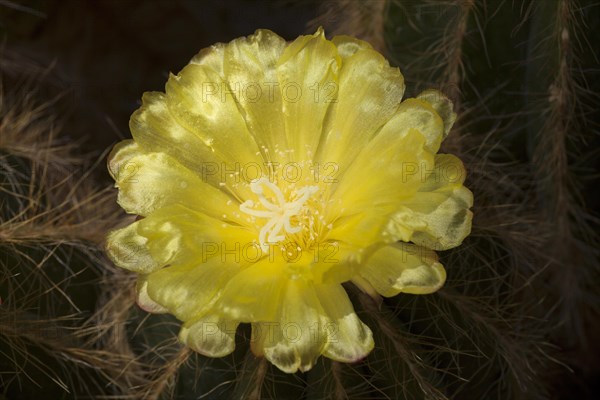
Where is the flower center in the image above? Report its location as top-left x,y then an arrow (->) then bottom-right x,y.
239,177 -> 319,251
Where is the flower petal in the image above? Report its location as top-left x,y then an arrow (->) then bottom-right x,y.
330,128 -> 432,215
107,139 -> 140,182
377,96 -> 447,155
328,95 -> 452,239
327,209 -> 396,249
129,91 -> 257,200
315,284 -> 373,362
216,258 -> 287,322
105,220 -> 160,273
276,28 -> 340,160
222,29 -> 289,163
164,63 -> 263,166
250,279 -> 326,373
307,243 -> 359,284
130,92 -> 222,187
316,36 -> 405,172
135,278 -> 168,313
144,258 -> 239,320
189,42 -> 225,71
358,242 -> 446,296
387,154 -> 473,250
331,35 -> 373,58
179,315 -> 239,357
416,89 -> 456,140
109,149 -> 246,222
137,204 -> 256,266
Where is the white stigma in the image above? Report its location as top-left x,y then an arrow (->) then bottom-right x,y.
239,177 -> 319,251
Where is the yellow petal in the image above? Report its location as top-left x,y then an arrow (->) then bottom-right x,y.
377,97 -> 447,155
164,63 -> 262,167
216,258 -> 286,321
179,315 -> 239,357
316,37 -> 405,172
130,92 -> 223,188
107,139 -> 140,182
330,128 -> 432,214
327,209 -> 395,249
328,96 -> 450,239
250,279 -> 326,373
189,42 -> 225,71
129,91 -> 255,200
105,220 -> 160,273
420,153 -> 467,189
222,29 -> 289,163
144,258 -> 239,320
260,242 -> 358,285
387,154 -> 473,250
135,278 -> 168,313
137,204 -> 256,266
306,243 -> 359,284
315,284 -> 373,362
109,149 -> 246,222
359,242 -> 446,296
331,35 -> 373,57
276,28 -> 340,160
416,89 -> 457,139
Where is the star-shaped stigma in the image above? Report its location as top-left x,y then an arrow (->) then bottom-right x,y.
239,177 -> 319,251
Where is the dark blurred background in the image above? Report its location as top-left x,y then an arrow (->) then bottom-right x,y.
0,0 -> 320,155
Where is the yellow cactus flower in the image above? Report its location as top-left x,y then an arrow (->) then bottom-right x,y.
106,28 -> 473,373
